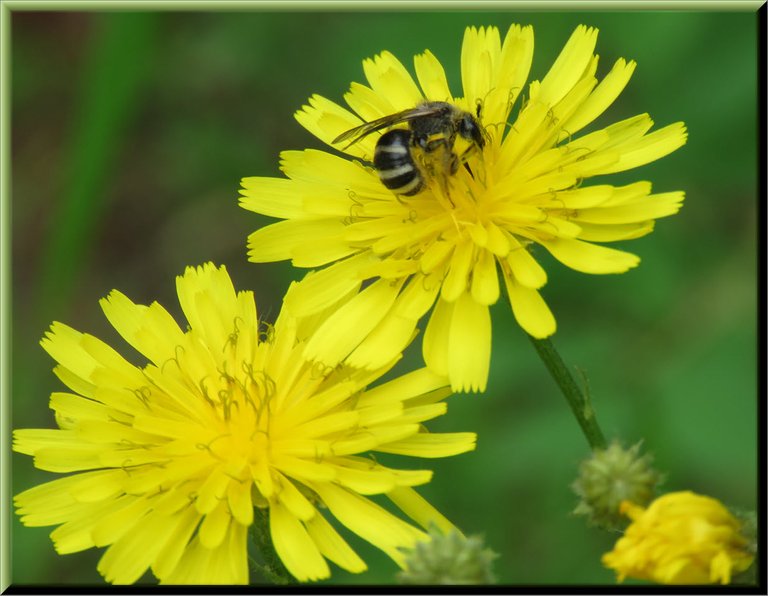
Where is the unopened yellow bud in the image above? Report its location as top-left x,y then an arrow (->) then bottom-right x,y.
602,491 -> 755,584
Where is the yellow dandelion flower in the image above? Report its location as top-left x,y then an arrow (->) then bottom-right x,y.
602,491 -> 755,584
240,24 -> 687,393
13,263 -> 475,585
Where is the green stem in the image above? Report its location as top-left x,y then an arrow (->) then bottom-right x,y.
248,509 -> 295,585
528,335 -> 607,451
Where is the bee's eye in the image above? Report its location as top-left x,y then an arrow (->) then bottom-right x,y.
457,116 -> 472,135
458,115 -> 484,148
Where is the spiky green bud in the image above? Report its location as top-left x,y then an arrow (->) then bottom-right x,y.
572,440 -> 662,530
730,508 -> 758,585
397,527 -> 497,585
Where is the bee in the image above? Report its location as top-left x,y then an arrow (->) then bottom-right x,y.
332,101 -> 486,197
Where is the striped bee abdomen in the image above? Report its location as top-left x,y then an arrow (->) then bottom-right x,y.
373,129 -> 424,196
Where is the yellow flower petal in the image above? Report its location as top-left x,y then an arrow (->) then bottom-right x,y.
422,298 -> 453,377
151,507 -> 201,580
276,473 -> 317,522
393,273 -> 441,319
476,25 -> 534,136
329,424 -> 420,457
310,482 -> 424,564
196,468 -> 230,515
198,501 -> 232,549
247,218 -> 348,264
271,454 -> 337,484
576,112 -> 653,151
90,496 -> 153,547
270,502 -> 329,582
577,221 -> 655,242
333,462 -> 422,494
97,510 -> 172,584
494,24 -> 534,117
345,215 -> 415,243
502,271 -> 556,339
470,248 -> 500,305
160,524 -> 248,584
226,479 -> 253,526
305,512 -> 367,574
346,312 -> 417,369
420,239 -> 454,274
387,486 -> 457,535
344,81 -> 399,130
48,393 -> 109,429
359,257 -> 420,279
280,148 -> 382,193
283,253 -> 370,316
362,50 -> 423,111
302,277 -> 404,367
98,294 -> 180,367
19,434 -> 105,472
370,215 -> 451,256
538,237 -> 640,274
553,184 -> 616,209
176,262 -> 238,336
414,49 -> 452,101
294,94 -> 366,155
441,240 -> 475,302
575,191 -> 684,224
506,237 -> 547,289
561,58 -> 636,137
378,432 -> 477,458
599,122 -> 688,175
448,292 -> 491,392
358,367 -> 449,408
536,25 -> 598,106
462,26 -> 501,105
484,221 -> 511,256
238,177 -> 308,219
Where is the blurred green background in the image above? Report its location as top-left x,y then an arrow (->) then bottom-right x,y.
9,9 -> 758,586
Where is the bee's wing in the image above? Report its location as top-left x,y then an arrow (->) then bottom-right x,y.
332,103 -> 444,148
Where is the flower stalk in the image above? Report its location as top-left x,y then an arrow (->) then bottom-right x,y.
528,335 -> 607,451
249,510 -> 295,585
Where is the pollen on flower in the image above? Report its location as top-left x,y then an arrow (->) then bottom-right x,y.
13,263 -> 476,585
239,23 -> 687,393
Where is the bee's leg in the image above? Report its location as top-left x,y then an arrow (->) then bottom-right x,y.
458,143 -> 484,181
437,175 -> 455,208
438,148 -> 459,208
437,152 -> 456,208
422,136 -> 449,153
449,153 -> 460,175
457,143 -> 479,164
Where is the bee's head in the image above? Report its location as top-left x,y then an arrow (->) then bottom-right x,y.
457,112 -> 485,149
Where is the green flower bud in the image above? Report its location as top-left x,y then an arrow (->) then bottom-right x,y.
397,527 -> 497,585
730,508 -> 758,585
572,440 -> 662,530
